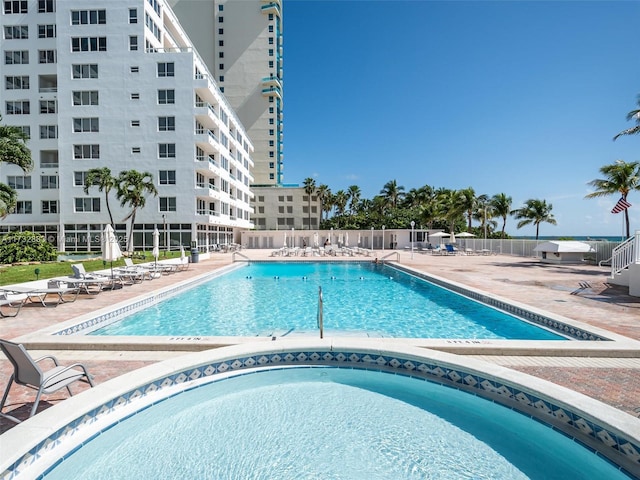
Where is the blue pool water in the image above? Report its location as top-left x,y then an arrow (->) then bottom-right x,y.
93,262 -> 563,339
42,367 -> 627,479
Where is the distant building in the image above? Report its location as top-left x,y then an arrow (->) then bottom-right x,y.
252,186 -> 321,231
0,0 -> 254,252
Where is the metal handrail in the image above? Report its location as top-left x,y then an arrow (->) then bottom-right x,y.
610,236 -> 635,278
231,252 -> 249,262
379,252 -> 400,263
317,286 -> 323,339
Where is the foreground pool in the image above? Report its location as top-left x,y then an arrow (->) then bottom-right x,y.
42,367 -> 628,479
92,262 -> 564,339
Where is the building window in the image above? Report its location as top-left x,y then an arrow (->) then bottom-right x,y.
218,4 -> 223,11
129,8 -> 137,24
72,90 -> 98,106
39,100 -> 56,113
73,144 -> 99,159
269,129 -> 274,136
38,50 -> 56,64
159,197 -> 176,212
73,117 -> 99,133
71,37 -> 107,52
158,117 -> 175,131
41,175 -> 58,189
218,16 -> 223,23
268,25 -> 273,33
4,1 -> 28,14
268,60 -> 274,68
219,63 -> 224,70
42,200 -> 58,214
5,50 -> 29,64
5,100 -> 30,115
131,120 -> 140,127
219,51 -> 224,58
38,0 -> 54,13
159,170 -> 176,185
219,76 -> 224,82
158,143 -> 175,158
4,25 -> 28,39
72,64 -> 98,78
75,197 -> 100,212
157,62 -> 174,77
268,13 -> 274,20
269,173 -> 275,180
269,162 -> 274,168
218,40 -> 223,47
130,93 -> 139,100
38,24 -> 55,38
71,10 -> 106,25
131,147 -> 141,154
129,36 -> 138,51
39,125 -> 57,139
130,66 -> 139,73
268,37 -> 274,45
7,175 -> 31,189
268,49 -> 274,57
39,150 -> 58,167
157,89 -> 174,104
13,201 -> 32,214
73,171 -> 88,186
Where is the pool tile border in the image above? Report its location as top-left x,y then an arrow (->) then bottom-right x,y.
2,346 -> 638,479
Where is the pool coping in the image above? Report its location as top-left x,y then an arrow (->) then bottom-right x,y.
12,260 -> 640,357
1,340 -> 639,479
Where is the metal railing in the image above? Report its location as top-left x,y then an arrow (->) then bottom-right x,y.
317,286 -> 324,339
610,235 -> 636,278
379,252 -> 400,263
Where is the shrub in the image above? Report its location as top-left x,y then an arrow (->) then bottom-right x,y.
0,231 -> 57,263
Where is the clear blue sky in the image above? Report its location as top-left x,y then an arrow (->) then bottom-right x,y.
281,0 -> 640,238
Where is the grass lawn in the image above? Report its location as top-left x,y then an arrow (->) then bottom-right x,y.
0,252 -> 181,286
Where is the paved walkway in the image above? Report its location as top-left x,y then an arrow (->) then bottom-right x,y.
1,250 -> 639,432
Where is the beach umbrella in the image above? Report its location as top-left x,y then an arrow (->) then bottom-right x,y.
449,231 -> 456,244
152,227 -> 160,266
357,233 -> 361,245
429,231 -> 449,247
313,232 -> 319,248
180,244 -> 186,261
345,232 -> 349,247
283,230 -> 287,248
102,224 -> 122,277
456,232 -> 476,237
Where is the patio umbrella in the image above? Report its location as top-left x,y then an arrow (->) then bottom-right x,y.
313,232 -> 319,248
152,227 -> 160,266
283,230 -> 287,248
102,224 -> 122,277
456,232 -> 476,238
429,231 -> 449,247
345,232 -> 349,247
449,231 -> 456,244
357,233 -> 361,245
180,244 -> 186,262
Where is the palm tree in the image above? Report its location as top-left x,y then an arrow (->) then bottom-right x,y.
116,170 -> 158,251
585,160 -> 640,238
613,96 -> 640,140
347,185 -> 361,215
0,184 -> 17,219
84,167 -> 117,228
316,184 -> 331,223
380,180 -> 405,210
512,199 -> 557,240
0,116 -> 33,173
459,187 -> 476,232
0,115 -> 33,216
302,177 -> 316,230
333,190 -> 348,224
490,193 -> 513,239
436,189 -> 465,237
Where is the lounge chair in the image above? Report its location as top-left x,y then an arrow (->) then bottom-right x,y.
0,292 -> 27,317
67,264 -> 114,293
445,244 -> 461,255
0,339 -> 95,423
0,282 -> 80,307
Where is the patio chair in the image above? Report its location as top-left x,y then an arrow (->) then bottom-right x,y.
0,339 -> 95,423
0,292 -> 27,317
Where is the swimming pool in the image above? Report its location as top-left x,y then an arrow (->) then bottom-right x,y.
91,262 -> 564,339
40,367 -> 628,479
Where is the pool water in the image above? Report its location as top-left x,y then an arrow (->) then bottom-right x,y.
42,367 -> 627,479
93,262 -> 563,339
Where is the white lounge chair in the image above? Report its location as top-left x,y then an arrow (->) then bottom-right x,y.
0,292 -> 27,317
0,339 -> 95,423
0,283 -> 80,307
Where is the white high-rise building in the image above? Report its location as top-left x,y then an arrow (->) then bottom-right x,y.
169,0 -> 284,187
0,0 -> 254,252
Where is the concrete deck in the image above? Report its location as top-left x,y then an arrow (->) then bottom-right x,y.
1,250 -> 639,433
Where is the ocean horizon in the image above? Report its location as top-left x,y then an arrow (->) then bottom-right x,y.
512,236 -> 626,242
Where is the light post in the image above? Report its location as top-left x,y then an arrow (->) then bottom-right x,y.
382,225 -> 385,253
410,221 -> 415,259
162,214 -> 167,256
330,227 -> 333,246
291,227 -> 294,248
371,227 -> 374,253
483,204 -> 487,251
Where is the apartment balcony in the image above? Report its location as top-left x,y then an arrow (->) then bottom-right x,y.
194,129 -> 222,154
260,1 -> 281,17
261,75 -> 282,89
261,86 -> 282,102
195,101 -> 220,129
196,209 -> 221,225
195,185 -> 222,201
194,156 -> 223,177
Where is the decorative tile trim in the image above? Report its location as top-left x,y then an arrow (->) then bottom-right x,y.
391,264 -> 611,341
53,261 -> 609,341
3,349 -> 636,479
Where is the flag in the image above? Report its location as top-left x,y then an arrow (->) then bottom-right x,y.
611,197 -> 632,214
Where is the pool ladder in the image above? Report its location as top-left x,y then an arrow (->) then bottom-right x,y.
317,286 -> 324,339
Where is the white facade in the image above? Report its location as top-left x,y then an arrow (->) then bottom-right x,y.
1,0 -> 254,252
169,0 -> 284,187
